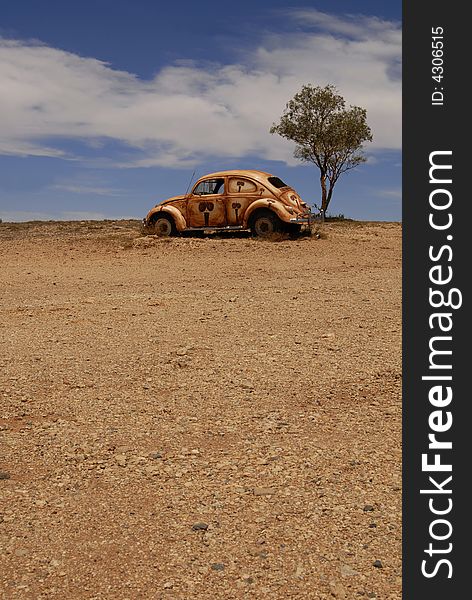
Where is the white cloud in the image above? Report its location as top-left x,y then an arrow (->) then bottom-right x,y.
0,210 -> 111,221
379,188 -> 402,199
52,183 -> 123,196
287,9 -> 401,41
0,139 -> 67,158
0,10 -> 401,168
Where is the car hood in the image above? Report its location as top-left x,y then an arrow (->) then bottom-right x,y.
157,195 -> 186,206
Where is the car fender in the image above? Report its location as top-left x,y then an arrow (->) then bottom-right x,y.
147,205 -> 187,232
243,198 -> 293,226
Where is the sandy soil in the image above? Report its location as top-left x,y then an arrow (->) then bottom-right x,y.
0,220 -> 401,599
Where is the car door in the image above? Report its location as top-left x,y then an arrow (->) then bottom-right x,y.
227,176 -> 262,225
187,177 -> 227,228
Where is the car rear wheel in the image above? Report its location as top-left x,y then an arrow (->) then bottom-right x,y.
152,214 -> 175,236
250,211 -> 282,237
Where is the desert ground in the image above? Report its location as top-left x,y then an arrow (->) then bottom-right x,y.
0,220 -> 401,599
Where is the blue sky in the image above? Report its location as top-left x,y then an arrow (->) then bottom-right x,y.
0,1 -> 401,222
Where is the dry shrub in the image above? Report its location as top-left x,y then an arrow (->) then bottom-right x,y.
139,222 -> 154,236
308,220 -> 327,239
254,232 -> 290,242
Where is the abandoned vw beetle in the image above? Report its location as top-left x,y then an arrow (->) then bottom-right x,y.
143,170 -> 312,236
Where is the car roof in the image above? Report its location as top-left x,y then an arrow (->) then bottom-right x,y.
196,170 -> 275,185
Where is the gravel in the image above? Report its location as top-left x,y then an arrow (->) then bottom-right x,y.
0,220 -> 401,599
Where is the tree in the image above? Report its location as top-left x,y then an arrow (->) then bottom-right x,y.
270,84 -> 372,215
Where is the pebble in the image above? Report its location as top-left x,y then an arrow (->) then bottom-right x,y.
329,581 -> 346,597
340,564 -> 360,577
211,563 -> 225,571
363,504 -> 374,512
192,522 -> 209,531
253,487 -> 276,496
144,465 -> 159,476
114,454 -> 127,467
373,560 -> 383,568
0,472 -> 11,480
295,564 -> 304,579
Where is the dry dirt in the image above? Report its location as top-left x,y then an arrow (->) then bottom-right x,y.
0,220 -> 401,599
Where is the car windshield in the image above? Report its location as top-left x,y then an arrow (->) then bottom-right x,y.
267,176 -> 288,189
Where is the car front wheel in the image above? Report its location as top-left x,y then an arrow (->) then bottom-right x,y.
152,214 -> 175,236
250,211 -> 281,237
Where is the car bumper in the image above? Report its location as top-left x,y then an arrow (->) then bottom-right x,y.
289,213 -> 314,225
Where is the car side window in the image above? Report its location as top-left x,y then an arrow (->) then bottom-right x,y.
228,177 -> 257,194
192,178 -> 225,196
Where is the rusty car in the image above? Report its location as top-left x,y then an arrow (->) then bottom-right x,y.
143,170 -> 313,236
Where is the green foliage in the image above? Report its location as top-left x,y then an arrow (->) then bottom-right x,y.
270,84 -> 372,213
324,213 -> 353,222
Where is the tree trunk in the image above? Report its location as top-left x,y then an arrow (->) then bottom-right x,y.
324,185 -> 334,215
320,173 -> 328,215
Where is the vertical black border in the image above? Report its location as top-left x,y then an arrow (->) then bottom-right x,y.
403,2 -> 468,597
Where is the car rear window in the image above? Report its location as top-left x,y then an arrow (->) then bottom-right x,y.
267,176 -> 288,189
